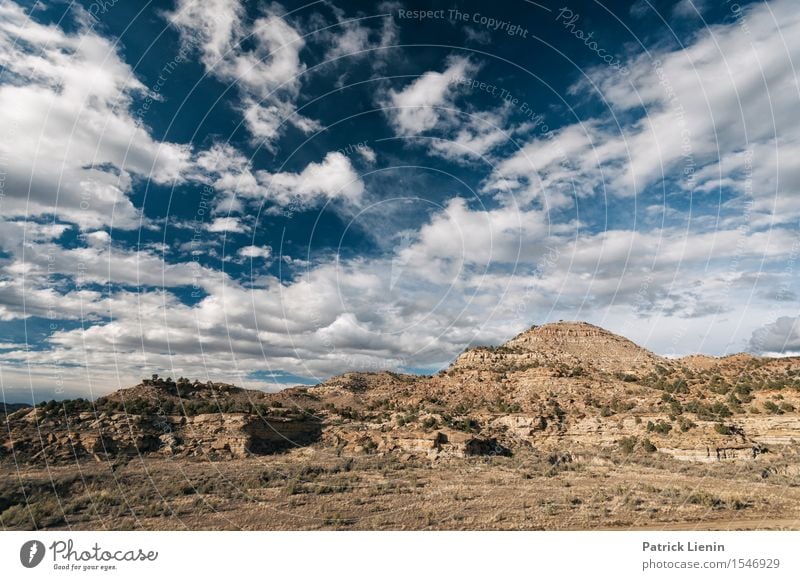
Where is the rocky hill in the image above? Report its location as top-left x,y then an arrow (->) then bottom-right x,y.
453,321 -> 662,374
3,321 -> 800,465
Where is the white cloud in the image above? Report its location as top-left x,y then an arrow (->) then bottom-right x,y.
487,0 -> 800,224
426,104 -> 519,162
322,4 -> 398,62
259,151 -> 364,206
0,1 -> 192,229
207,216 -> 248,234
672,0 -> 708,19
238,245 -> 272,260
166,0 -> 319,145
166,0 -> 243,68
3,201 -> 798,395
85,230 -> 111,248
384,56 -> 475,136
382,57 -> 525,162
190,144 -> 365,210
358,145 -> 377,163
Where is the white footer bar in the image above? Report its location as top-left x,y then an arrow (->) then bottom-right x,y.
2,531 -> 799,579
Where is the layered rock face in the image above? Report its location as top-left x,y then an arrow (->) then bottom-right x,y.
1,407 -> 322,462
3,321 -> 800,465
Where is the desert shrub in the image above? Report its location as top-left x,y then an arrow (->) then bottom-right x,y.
714,423 -> 733,435
642,438 -> 657,453
421,416 -> 438,430
446,417 -> 480,433
763,401 -> 783,415
678,417 -> 696,432
709,376 -> 731,395
666,378 -> 689,394
661,393 -> 683,415
611,397 -> 635,413
734,383 -> 754,402
686,492 -> 724,508
685,400 -> 732,420
619,436 -> 637,454
547,398 -> 565,415
646,420 -> 672,435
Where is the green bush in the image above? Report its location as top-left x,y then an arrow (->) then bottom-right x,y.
619,436 -> 637,454
642,438 -> 657,453
421,417 -> 438,430
714,423 -> 733,435
646,420 -> 672,435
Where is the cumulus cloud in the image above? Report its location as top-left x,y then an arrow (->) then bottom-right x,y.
260,151 -> 364,206
358,145 -> 377,163
167,0 -> 319,145
238,245 -> 272,260
322,3 -> 398,62
487,0 -> 800,223
384,56 -> 476,136
190,144 -> 365,210
0,1 -> 192,229
207,216 -> 248,234
3,199 -> 798,395
3,0 -> 800,399
382,57 -> 526,162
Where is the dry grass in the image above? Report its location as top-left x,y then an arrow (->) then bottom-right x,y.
3,446 -> 800,530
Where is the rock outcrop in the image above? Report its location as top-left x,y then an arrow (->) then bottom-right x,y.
3,321 -> 800,465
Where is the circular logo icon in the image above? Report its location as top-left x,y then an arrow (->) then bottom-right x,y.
20,540 -> 45,568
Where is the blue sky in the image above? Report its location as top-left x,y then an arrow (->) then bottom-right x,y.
1,0 -> 799,401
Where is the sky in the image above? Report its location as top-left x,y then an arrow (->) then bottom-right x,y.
1,0 -> 799,402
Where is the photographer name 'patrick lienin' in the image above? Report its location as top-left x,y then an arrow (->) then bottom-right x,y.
643,541 -> 725,553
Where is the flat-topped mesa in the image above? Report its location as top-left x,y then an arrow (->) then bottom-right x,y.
313,371 -> 416,393
453,321 -> 664,374
101,378 -> 245,403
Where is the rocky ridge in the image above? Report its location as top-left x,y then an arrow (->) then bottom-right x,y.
3,321 -> 800,465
